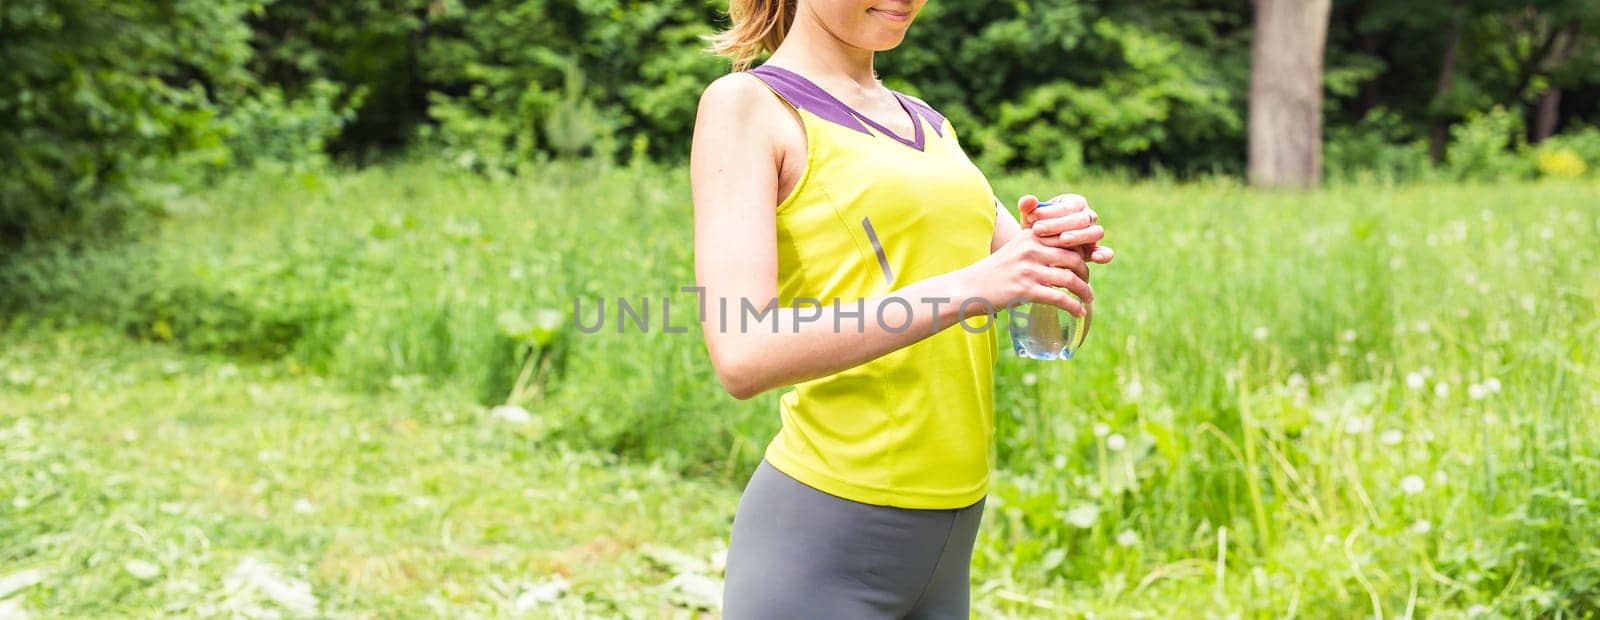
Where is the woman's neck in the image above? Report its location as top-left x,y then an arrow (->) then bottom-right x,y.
766,9 -> 879,90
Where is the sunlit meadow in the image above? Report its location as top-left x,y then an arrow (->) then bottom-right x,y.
2,160 -> 1596,617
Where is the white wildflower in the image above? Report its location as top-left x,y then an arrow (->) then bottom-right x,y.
1252,326 -> 1270,342
514,576 -> 571,611
1415,320 -> 1431,334
223,556 -> 319,617
1468,383 -> 1488,400
1401,475 -> 1425,495
1123,379 -> 1143,400
1405,372 -> 1425,390
1409,519 -> 1432,535
292,499 -> 316,514
1434,382 -> 1450,399
1340,329 -> 1357,343
1484,377 -> 1502,393
1379,429 -> 1404,446
123,560 -> 161,581
1064,504 -> 1100,529
489,404 -> 532,425
1021,372 -> 1038,387
1117,529 -> 1140,547
1092,423 -> 1110,438
1344,416 -> 1372,435
1106,434 -> 1127,452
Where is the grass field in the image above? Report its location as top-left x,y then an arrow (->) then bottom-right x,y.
3,160 -> 1598,617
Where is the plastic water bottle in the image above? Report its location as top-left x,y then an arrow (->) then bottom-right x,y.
1007,200 -> 1088,360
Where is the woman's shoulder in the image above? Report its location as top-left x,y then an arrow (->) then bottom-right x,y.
697,71 -> 774,113
692,71 -> 805,162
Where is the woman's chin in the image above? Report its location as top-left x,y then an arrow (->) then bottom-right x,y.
864,34 -> 910,52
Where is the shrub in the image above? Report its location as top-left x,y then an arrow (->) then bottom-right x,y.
1325,108 -> 1432,183
1530,126 -> 1600,179
1444,105 -> 1533,182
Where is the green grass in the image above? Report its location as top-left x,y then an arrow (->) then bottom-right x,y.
0,325 -> 741,617
2,160 -> 1597,617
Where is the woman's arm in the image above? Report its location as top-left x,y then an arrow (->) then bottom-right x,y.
690,75 -> 1089,400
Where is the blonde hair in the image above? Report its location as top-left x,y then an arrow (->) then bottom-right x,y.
705,0 -> 797,71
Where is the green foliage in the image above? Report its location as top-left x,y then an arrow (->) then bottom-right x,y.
0,0 -> 255,244
416,0 -> 724,173
1532,126 -> 1600,178
880,1 -> 1249,176
0,0 -> 365,246
1445,105 -> 1535,181
0,235 -> 350,361
215,80 -> 364,172
243,0 -> 431,157
1325,108 -> 1432,183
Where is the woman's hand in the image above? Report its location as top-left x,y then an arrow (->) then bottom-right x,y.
961,227 -> 1093,318
1017,194 -> 1115,264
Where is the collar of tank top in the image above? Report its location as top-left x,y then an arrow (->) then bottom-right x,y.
749,63 -> 945,152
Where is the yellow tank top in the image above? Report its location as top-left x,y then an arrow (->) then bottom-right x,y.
746,63 -> 1000,509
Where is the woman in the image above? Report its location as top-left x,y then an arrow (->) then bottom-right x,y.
689,1 -> 1115,616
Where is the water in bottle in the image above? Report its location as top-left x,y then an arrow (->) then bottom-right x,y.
1007,292 -> 1086,360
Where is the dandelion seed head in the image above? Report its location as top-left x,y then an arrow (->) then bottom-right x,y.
1107,434 -> 1127,451
1092,423 -> 1110,438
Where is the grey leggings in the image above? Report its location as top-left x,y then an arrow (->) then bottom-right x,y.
721,459 -> 986,619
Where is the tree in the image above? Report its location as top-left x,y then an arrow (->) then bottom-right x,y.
0,0 -> 257,245
1248,0 -> 1333,187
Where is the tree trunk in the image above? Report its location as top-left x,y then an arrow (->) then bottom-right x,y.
1533,86 -> 1562,143
1248,0 -> 1333,188
1428,2 -> 1467,166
